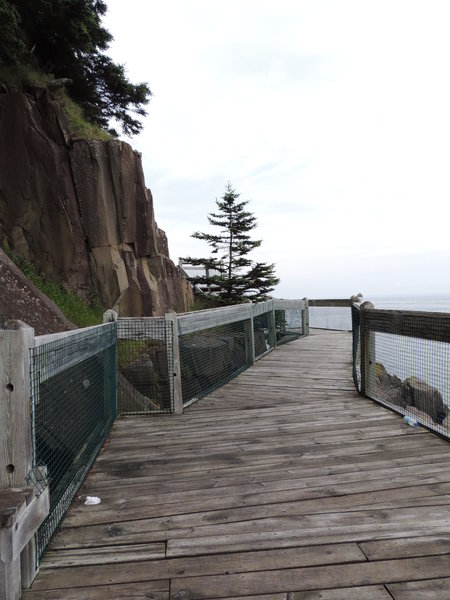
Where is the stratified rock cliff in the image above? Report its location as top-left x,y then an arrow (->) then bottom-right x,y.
0,85 -> 193,316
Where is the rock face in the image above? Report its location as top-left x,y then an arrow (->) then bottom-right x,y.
0,86 -> 193,316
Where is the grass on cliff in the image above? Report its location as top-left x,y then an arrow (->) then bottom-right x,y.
0,64 -> 112,141
61,92 -> 112,141
0,63 -> 48,88
5,249 -> 104,328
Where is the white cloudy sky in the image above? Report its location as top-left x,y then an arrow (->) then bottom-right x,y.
103,0 -> 450,299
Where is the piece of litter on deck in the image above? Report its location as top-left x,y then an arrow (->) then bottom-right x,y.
85,496 -> 101,505
403,415 -> 419,427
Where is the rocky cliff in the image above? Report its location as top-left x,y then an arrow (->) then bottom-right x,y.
0,249 -> 75,334
0,84 -> 193,317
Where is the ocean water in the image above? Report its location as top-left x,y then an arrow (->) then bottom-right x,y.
309,293 -> 450,331
370,293 -> 450,313
308,294 -> 450,410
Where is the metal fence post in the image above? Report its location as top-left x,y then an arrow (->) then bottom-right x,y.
302,298 -> 310,336
165,312 -> 183,415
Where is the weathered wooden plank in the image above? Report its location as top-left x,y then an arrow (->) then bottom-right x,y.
207,591 -> 391,600
287,587 -> 392,600
30,543 -> 365,590
166,519 -> 450,558
40,542 -> 166,568
360,535 -> 450,560
205,595 -> 286,600
62,483 -> 450,529
63,457 -> 450,520
52,503 -> 450,551
85,444 -> 450,491
103,424 -> 416,454
170,555 -> 450,598
22,580 -> 169,599
387,577 -> 450,599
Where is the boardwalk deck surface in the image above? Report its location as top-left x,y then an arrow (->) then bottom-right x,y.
23,330 -> 450,599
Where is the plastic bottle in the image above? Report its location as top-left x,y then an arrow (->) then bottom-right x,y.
403,415 -> 419,427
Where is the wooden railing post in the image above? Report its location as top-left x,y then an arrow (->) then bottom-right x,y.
165,312 -> 183,415
360,301 -> 376,397
302,298 -> 309,336
0,321 -> 35,489
0,320 -> 49,592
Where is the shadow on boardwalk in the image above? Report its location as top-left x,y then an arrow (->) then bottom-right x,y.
24,330 -> 450,599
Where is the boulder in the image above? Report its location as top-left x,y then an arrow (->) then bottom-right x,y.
375,362 -> 404,407
402,376 -> 448,424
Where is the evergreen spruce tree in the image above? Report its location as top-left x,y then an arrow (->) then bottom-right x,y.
181,183 -> 279,304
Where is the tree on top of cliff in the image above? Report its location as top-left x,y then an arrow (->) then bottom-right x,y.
1,0 -> 150,136
180,183 -> 280,304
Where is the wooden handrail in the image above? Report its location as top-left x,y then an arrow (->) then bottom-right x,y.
360,308 -> 450,343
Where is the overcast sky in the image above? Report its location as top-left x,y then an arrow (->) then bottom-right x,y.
103,0 -> 450,299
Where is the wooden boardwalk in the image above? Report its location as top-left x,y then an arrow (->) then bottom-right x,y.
24,330 -> 450,599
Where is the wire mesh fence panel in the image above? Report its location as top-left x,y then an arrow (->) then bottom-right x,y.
309,306 -> 352,330
359,309 -> 450,439
117,318 -> 173,414
253,311 -> 275,359
371,332 -> 449,437
29,323 -> 116,564
275,309 -> 303,345
179,318 -> 253,405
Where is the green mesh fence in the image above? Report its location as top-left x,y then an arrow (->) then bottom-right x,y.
357,308 -> 450,439
29,323 -> 116,564
275,308 -> 304,345
179,317 -> 253,406
117,318 -> 173,414
253,311 -> 275,359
